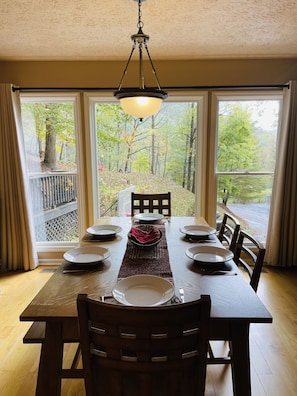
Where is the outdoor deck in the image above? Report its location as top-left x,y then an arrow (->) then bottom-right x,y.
29,172 -> 78,241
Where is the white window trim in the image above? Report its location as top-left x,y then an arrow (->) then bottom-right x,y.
207,89 -> 283,228
84,91 -> 208,222
21,92 -> 84,251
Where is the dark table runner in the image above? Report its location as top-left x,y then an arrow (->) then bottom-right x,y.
117,223 -> 172,279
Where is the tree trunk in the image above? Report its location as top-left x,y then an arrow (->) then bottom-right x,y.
150,116 -> 155,174
44,121 -> 57,170
124,125 -> 137,172
186,104 -> 196,191
182,134 -> 189,188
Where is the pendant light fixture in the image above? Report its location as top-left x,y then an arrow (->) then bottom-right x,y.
114,0 -> 168,120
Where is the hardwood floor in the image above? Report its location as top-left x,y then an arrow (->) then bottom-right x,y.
0,265 -> 297,396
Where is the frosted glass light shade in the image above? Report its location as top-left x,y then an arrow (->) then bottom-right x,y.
114,88 -> 168,119
120,96 -> 162,118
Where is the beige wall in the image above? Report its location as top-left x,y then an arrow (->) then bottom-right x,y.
0,59 -> 297,88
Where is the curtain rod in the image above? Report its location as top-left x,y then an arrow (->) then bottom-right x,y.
12,84 -> 289,92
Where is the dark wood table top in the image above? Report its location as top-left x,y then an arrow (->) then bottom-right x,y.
20,216 -> 272,324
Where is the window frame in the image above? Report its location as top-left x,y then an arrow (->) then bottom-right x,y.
207,90 -> 283,233
20,92 -> 84,256
84,91 -> 208,222
19,89 -> 284,259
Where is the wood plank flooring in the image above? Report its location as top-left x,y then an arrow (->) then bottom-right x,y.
0,265 -> 297,396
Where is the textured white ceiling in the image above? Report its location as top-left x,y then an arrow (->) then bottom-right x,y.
0,0 -> 297,61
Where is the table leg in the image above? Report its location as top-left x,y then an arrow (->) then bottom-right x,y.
230,322 -> 251,396
36,322 -> 63,396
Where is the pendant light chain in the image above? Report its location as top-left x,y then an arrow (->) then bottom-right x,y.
137,0 -> 144,30
137,0 -> 145,90
114,0 -> 168,120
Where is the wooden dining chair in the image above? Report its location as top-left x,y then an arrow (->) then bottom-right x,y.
131,192 -> 171,217
77,293 -> 211,396
217,212 -> 240,252
208,230 -> 266,365
233,230 -> 266,292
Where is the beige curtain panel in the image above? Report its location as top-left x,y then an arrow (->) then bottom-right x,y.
0,84 -> 38,271
266,80 -> 297,267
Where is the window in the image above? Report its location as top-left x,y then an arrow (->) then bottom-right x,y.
20,93 -> 82,249
211,92 -> 282,244
85,93 -> 207,221
19,89 -> 283,258
20,92 -> 205,254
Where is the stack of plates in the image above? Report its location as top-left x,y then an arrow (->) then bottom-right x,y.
186,246 -> 233,265
128,225 -> 162,248
85,225 -> 122,241
134,213 -> 164,223
180,224 -> 216,239
112,275 -> 174,306
63,246 -> 110,265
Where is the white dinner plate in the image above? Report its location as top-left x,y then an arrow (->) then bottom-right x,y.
63,246 -> 110,264
112,275 -> 174,306
134,213 -> 164,222
86,224 -> 122,237
180,224 -> 216,237
186,246 -> 233,264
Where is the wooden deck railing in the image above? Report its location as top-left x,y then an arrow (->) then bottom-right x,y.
29,172 -> 77,211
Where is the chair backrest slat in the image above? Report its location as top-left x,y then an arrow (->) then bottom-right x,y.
131,192 -> 171,216
233,230 -> 266,292
218,212 -> 240,252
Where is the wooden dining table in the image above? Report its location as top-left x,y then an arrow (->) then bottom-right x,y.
20,216 -> 272,396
